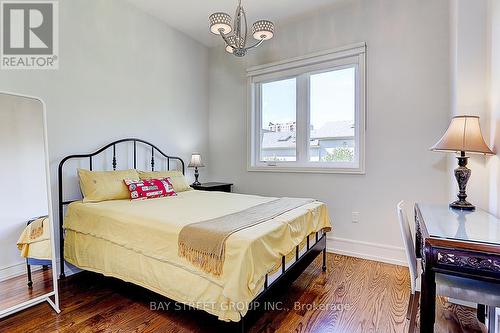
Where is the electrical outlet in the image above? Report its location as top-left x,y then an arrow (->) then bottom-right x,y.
352,212 -> 360,223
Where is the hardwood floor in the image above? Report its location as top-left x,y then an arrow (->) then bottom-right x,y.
0,254 -> 486,332
0,267 -> 53,312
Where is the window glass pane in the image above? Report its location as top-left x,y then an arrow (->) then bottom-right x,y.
309,67 -> 356,162
260,78 -> 296,162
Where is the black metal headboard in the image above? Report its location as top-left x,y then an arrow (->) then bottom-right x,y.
57,138 -> 185,278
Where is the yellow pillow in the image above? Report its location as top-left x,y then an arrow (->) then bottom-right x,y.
138,170 -> 191,192
78,169 -> 139,202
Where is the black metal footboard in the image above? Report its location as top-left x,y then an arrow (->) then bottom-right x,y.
228,231 -> 327,332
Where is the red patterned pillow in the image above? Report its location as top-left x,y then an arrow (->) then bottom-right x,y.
124,177 -> 176,200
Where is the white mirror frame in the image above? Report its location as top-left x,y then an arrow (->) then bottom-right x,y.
0,91 -> 60,318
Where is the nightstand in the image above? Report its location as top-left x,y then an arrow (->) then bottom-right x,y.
191,182 -> 233,192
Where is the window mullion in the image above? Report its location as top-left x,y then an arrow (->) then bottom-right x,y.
305,74 -> 311,162
296,74 -> 308,163
255,83 -> 262,163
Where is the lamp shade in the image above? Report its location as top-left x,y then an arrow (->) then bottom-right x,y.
225,35 -> 245,53
225,35 -> 236,53
430,115 -> 493,155
209,12 -> 232,35
188,153 -> 205,168
252,20 -> 274,40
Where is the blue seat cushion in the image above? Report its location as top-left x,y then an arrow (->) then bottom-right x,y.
27,258 -> 51,266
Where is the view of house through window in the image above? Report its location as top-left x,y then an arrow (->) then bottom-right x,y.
310,67 -> 356,162
260,78 -> 297,162
259,67 -> 356,164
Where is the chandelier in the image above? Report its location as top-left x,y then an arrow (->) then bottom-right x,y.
209,0 -> 275,57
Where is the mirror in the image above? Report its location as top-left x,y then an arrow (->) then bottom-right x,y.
0,92 -> 59,317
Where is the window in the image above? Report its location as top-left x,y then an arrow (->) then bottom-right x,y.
248,43 -> 366,173
261,78 -> 297,162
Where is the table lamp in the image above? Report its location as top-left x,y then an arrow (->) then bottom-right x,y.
431,115 -> 494,210
188,153 -> 205,186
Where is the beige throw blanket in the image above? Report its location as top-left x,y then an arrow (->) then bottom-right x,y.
178,197 -> 315,276
29,217 -> 45,240
17,216 -> 51,259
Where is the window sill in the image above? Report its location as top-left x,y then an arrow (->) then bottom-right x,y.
247,165 -> 365,174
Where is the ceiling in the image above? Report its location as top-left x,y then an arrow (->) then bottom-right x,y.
127,0 -> 343,47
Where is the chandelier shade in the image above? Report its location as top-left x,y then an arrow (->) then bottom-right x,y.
225,35 -> 245,53
225,36 -> 235,53
209,0 -> 275,57
252,20 -> 274,40
209,12 -> 232,35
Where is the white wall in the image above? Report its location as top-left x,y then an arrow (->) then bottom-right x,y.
488,0 -> 500,216
0,0 -> 209,271
207,0 -> 451,264
0,95 -> 48,280
449,0 -> 500,217
450,0 -> 492,211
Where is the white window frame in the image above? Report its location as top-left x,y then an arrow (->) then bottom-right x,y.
247,42 -> 366,174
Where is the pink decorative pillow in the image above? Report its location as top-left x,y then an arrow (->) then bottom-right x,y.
124,178 -> 176,200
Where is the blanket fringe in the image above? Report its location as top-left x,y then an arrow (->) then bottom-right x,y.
179,228 -> 331,277
178,242 -> 224,276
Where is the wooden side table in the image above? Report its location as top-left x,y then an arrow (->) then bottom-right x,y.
415,203 -> 500,333
191,182 -> 233,193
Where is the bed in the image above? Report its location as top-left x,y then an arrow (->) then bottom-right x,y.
58,138 -> 331,324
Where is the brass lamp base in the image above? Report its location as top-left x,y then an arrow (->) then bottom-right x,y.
450,151 -> 475,211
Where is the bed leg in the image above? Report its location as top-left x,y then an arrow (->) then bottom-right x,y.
59,252 -> 65,279
27,261 -> 33,288
322,247 -> 327,272
59,251 -> 65,279
239,316 -> 245,333
59,226 -> 65,279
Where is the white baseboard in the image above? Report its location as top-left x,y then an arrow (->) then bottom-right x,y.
0,259 -> 79,282
0,261 -> 41,282
326,236 -> 407,267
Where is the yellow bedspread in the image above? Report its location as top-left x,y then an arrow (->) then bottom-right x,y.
63,190 -> 331,321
